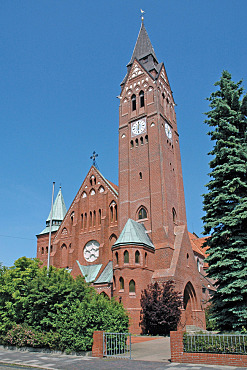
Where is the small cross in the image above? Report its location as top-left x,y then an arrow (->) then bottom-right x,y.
90,151 -> 98,166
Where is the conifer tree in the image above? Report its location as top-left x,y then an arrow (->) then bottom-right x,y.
203,71 -> 247,331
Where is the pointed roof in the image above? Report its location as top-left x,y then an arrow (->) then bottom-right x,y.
37,187 -> 67,236
76,261 -> 102,283
113,219 -> 155,249
46,187 -> 67,222
128,23 -> 158,66
94,261 -> 113,284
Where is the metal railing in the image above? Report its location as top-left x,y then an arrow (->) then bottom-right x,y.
183,333 -> 247,355
103,332 -> 131,359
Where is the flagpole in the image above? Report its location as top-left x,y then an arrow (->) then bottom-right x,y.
47,182 -> 55,273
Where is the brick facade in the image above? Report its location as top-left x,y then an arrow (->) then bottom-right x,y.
37,23 -> 207,334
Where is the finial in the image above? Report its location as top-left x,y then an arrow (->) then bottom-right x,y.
90,151 -> 99,168
140,9 -> 145,23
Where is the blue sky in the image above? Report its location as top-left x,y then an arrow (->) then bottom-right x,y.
1,1 -> 247,267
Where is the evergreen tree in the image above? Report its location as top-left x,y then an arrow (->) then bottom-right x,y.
203,71 -> 247,331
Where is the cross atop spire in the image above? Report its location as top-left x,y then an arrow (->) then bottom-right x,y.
90,151 -> 99,168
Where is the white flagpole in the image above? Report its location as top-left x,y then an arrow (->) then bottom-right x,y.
47,182 -> 55,272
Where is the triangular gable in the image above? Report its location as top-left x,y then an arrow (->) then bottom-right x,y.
76,261 -> 102,283
53,165 -> 118,243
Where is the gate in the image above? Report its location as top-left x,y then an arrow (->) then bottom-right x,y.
103,332 -> 131,359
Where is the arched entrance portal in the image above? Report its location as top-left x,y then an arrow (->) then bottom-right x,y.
183,282 -> 197,326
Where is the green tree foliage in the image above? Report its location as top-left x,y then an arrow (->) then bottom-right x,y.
203,71 -> 247,331
140,280 -> 182,335
0,257 -> 129,351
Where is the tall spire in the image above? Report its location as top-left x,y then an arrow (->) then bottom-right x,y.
38,187 -> 67,235
46,187 -> 67,224
127,22 -> 158,67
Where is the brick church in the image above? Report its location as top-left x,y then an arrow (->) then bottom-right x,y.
37,22 -> 210,333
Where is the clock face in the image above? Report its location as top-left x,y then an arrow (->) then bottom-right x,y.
131,118 -> 146,137
83,240 -> 100,262
165,122 -> 172,140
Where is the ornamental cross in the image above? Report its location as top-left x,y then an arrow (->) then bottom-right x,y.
90,151 -> 98,166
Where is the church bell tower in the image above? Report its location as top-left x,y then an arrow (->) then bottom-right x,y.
118,22 -> 188,270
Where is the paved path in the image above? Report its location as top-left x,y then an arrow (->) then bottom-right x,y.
0,344 -> 245,370
131,336 -> 171,362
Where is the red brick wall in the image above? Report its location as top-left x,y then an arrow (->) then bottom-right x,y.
92,331 -> 104,358
170,331 -> 247,368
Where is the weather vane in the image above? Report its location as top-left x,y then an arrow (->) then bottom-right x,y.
140,9 -> 145,23
90,151 -> 99,168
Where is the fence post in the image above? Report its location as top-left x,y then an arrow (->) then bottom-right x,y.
92,331 -> 104,358
170,331 -> 184,363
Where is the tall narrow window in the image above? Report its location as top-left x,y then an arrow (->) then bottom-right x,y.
145,252 -> 147,266
131,94 -> 136,111
139,172 -> 142,180
135,138 -> 139,147
130,140 -> 134,148
138,207 -> 147,220
172,207 -> 177,223
110,206 -> 113,222
99,209 -> 101,225
124,250 -> 129,263
81,214 -> 83,229
145,135 -> 148,143
119,277 -> 124,290
89,211 -> 92,227
140,137 -> 143,145
135,250 -> 140,264
115,251 -> 119,265
139,90 -> 144,107
84,213 -> 87,229
129,280 -> 136,293
93,210 -> 96,226
41,247 -> 44,255
115,205 -> 117,221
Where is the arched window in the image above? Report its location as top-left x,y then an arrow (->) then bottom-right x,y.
130,140 -> 134,148
139,172 -> 142,180
110,206 -> 113,222
135,250 -> 140,264
172,207 -> 177,223
129,280 -> 136,293
119,277 -> 124,290
115,251 -> 119,265
145,252 -> 147,266
93,210 -> 96,226
84,213 -> 87,229
109,201 -> 117,223
135,138 -> 139,147
139,90 -> 144,107
71,212 -> 74,224
115,205 -> 117,221
46,246 -> 48,253
41,247 -> 44,255
50,245 -> 53,252
140,137 -> 143,145
138,207 -> 147,220
98,209 -> 101,225
81,214 -> 83,229
145,135 -> 148,143
131,94 -> 136,111
89,211 -> 92,227
187,253 -> 189,266
124,250 -> 129,263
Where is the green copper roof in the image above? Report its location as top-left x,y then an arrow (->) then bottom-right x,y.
38,225 -> 60,236
46,187 -> 67,222
94,261 -> 113,284
113,219 -> 155,249
76,261 -> 102,283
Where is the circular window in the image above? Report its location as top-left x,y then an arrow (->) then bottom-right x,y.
83,240 -> 100,262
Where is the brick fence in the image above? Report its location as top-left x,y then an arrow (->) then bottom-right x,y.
170,331 -> 247,368
92,331 -> 104,358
